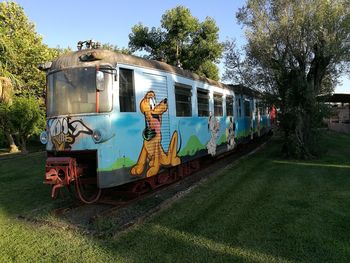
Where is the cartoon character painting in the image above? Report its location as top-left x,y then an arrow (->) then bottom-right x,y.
131,91 -> 181,177
226,117 -> 236,150
48,117 -> 92,150
207,114 -> 220,156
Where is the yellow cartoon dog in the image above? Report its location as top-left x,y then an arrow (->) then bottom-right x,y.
131,91 -> 181,177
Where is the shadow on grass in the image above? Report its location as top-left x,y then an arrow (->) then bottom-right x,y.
101,223 -> 294,263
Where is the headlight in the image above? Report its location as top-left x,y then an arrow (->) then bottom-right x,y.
92,130 -> 102,143
40,131 -> 48,145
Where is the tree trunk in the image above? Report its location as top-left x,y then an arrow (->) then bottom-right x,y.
295,110 -> 308,158
5,132 -> 19,153
20,136 -> 28,155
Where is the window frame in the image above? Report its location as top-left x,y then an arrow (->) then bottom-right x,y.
226,95 -> 234,117
175,83 -> 192,117
119,68 -> 136,112
46,67 -> 115,117
214,93 -> 223,117
244,99 -> 251,117
237,97 -> 242,118
97,67 -> 114,113
197,88 -> 210,117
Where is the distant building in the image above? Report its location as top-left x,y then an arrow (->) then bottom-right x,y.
322,93 -> 350,133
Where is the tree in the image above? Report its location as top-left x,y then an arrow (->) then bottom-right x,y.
8,96 -> 45,154
0,27 -> 20,85
0,77 -> 18,152
129,6 -> 223,80
223,40 -> 275,92
0,2 -> 57,97
0,2 -> 61,152
224,0 -> 350,158
101,43 -> 131,54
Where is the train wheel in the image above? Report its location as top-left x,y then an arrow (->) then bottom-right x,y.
131,181 -> 152,196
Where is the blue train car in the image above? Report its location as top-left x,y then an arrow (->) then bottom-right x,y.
41,45 -> 271,202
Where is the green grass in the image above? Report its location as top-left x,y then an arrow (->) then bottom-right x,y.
0,131 -> 350,262
0,138 -> 45,156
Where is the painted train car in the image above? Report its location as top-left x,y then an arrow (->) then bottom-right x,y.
40,44 -> 272,203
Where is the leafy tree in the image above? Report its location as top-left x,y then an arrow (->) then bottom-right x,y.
223,40 -> 274,92
224,0 -> 350,158
0,27 -> 20,85
0,2 -> 57,97
129,6 -> 223,80
129,23 -> 168,60
0,2 -> 62,152
8,96 -> 45,154
101,43 -> 131,54
0,76 -> 13,105
0,76 -> 19,152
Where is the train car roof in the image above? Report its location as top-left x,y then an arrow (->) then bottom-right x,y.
49,49 -> 260,97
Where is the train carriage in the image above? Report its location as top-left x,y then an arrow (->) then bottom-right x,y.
40,44 -> 272,203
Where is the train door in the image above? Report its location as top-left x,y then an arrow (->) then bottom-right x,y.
142,73 -> 171,152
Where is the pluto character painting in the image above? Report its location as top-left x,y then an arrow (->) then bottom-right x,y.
131,91 -> 181,177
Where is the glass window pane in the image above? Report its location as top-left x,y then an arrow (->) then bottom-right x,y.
47,67 -> 96,116
197,89 -> 209,117
214,93 -> 223,117
226,96 -> 233,116
119,68 -> 136,112
238,97 -> 242,117
244,100 -> 251,117
98,69 -> 113,112
175,85 -> 192,117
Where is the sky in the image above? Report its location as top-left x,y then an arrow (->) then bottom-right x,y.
10,0 -> 350,94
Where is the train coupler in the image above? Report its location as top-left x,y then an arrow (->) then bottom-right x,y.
44,157 -> 79,198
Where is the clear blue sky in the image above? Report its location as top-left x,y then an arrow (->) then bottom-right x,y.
12,0 -> 350,93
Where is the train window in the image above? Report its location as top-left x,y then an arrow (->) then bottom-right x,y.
98,69 -> 113,112
175,84 -> 192,117
119,68 -> 136,112
226,96 -> 233,116
47,67 -> 111,116
214,93 -> 223,116
197,89 -> 209,117
256,102 -> 263,116
237,97 -> 241,117
244,100 -> 251,117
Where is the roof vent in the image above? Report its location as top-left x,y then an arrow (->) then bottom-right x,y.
38,61 -> 52,71
79,51 -> 104,62
77,40 -> 101,50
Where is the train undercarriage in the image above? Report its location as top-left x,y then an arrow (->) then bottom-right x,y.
44,150 -> 201,204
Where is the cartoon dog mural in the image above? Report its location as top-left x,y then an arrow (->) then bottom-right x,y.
131,91 -> 181,178
207,114 -> 220,156
48,117 -> 92,150
226,117 -> 236,150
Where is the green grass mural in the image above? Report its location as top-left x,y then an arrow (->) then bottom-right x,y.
99,156 -> 136,172
217,133 -> 227,145
179,135 -> 206,157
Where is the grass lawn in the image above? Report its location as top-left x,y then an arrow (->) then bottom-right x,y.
0,131 -> 349,262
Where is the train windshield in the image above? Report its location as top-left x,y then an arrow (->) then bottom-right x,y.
47,67 -> 113,116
